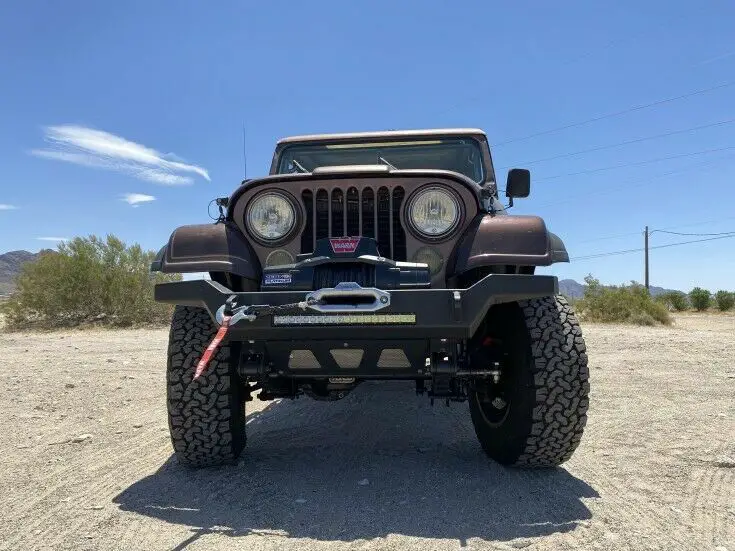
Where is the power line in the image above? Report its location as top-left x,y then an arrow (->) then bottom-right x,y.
537,145 -> 735,181
433,33 -> 648,120
575,215 -> 735,245
650,229 -> 735,237
655,215 -> 735,232
571,246 -> 646,261
493,81 -> 735,147
575,231 -> 643,244
497,118 -> 735,169
571,233 -> 735,261
533,153 -> 735,209
433,11 -> 706,123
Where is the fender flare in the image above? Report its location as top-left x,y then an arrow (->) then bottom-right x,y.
150,223 -> 261,281
450,214 -> 569,275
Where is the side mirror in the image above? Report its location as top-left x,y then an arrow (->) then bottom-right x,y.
506,168 -> 530,199
505,169 -> 530,208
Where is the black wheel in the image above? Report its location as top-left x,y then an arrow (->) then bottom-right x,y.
469,296 -> 589,467
166,305 -> 246,467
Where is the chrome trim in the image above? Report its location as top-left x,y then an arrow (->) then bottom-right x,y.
305,282 -> 390,313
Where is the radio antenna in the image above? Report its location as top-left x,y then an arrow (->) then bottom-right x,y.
242,124 -> 248,179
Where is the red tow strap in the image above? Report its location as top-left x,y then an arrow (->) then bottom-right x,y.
193,315 -> 231,380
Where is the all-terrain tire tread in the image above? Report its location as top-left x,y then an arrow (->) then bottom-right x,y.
515,295 -> 590,466
166,305 -> 245,467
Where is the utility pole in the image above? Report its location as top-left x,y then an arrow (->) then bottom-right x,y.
644,225 -> 649,292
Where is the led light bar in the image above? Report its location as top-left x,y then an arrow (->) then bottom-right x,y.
325,140 -> 442,149
273,314 -> 416,325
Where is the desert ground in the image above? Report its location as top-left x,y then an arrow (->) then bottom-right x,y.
0,313 -> 733,551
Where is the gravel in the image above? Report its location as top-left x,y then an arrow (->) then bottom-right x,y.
0,312 -> 732,551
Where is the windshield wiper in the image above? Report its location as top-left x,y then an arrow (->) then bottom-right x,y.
290,159 -> 309,173
378,156 -> 398,170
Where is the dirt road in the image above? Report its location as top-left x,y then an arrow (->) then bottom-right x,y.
1,313 -> 733,551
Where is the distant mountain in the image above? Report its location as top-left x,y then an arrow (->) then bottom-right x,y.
648,285 -> 679,297
559,279 -> 586,299
559,278 -> 679,299
0,250 -> 44,295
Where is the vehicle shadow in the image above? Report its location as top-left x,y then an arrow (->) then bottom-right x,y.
114,382 -> 598,549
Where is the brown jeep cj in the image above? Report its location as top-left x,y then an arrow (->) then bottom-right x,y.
151,128 -> 589,468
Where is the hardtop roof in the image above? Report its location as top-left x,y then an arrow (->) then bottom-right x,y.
276,128 -> 488,146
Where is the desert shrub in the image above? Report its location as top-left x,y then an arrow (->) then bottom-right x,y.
1,234 -> 180,329
575,275 -> 672,326
627,311 -> 657,326
688,287 -> 711,311
655,290 -> 689,311
714,290 -> 735,312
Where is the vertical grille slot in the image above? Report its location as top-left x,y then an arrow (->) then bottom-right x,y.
377,187 -> 391,258
391,187 -> 406,261
316,189 -> 329,242
300,185 -> 407,260
346,187 -> 359,236
331,189 -> 344,237
361,188 -> 375,238
301,189 -> 314,254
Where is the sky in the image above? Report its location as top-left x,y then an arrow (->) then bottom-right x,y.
1,0 -> 734,291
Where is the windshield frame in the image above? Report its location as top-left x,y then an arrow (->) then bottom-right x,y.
271,135 -> 490,185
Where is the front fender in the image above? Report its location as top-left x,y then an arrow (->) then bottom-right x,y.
450,214 -> 569,275
150,222 -> 260,281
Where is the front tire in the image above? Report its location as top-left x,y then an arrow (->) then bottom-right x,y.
469,296 -> 589,467
166,305 -> 246,467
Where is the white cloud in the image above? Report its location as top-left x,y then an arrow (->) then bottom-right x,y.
0,204 -> 19,210
122,193 -> 156,207
30,125 -> 210,186
36,236 -> 69,242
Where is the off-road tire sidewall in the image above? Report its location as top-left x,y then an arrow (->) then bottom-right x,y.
469,296 -> 590,467
166,305 -> 245,467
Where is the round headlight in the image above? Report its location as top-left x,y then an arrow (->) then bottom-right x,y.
408,186 -> 460,238
246,192 -> 296,242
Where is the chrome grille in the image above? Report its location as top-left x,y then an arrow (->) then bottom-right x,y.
301,186 -> 407,260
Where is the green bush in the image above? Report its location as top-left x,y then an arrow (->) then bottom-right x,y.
1,234 -> 180,329
714,290 -> 735,312
575,275 -> 672,326
655,290 -> 689,311
689,287 -> 711,311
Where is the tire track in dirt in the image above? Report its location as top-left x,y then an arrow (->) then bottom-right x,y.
1,316 -> 733,550
2,431 -> 170,548
685,461 -> 735,548
11,387 -> 271,547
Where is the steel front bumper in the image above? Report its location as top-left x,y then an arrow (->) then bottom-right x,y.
154,274 -> 558,340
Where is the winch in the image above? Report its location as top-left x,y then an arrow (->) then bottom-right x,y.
260,237 -> 431,291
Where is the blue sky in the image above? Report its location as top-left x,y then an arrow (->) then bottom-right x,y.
1,0 -> 734,291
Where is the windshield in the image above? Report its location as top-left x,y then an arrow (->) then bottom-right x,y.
276,137 -> 486,183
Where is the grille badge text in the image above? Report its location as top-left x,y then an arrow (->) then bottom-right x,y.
329,237 -> 360,254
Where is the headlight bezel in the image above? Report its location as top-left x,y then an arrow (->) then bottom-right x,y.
405,184 -> 463,242
244,190 -> 300,246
